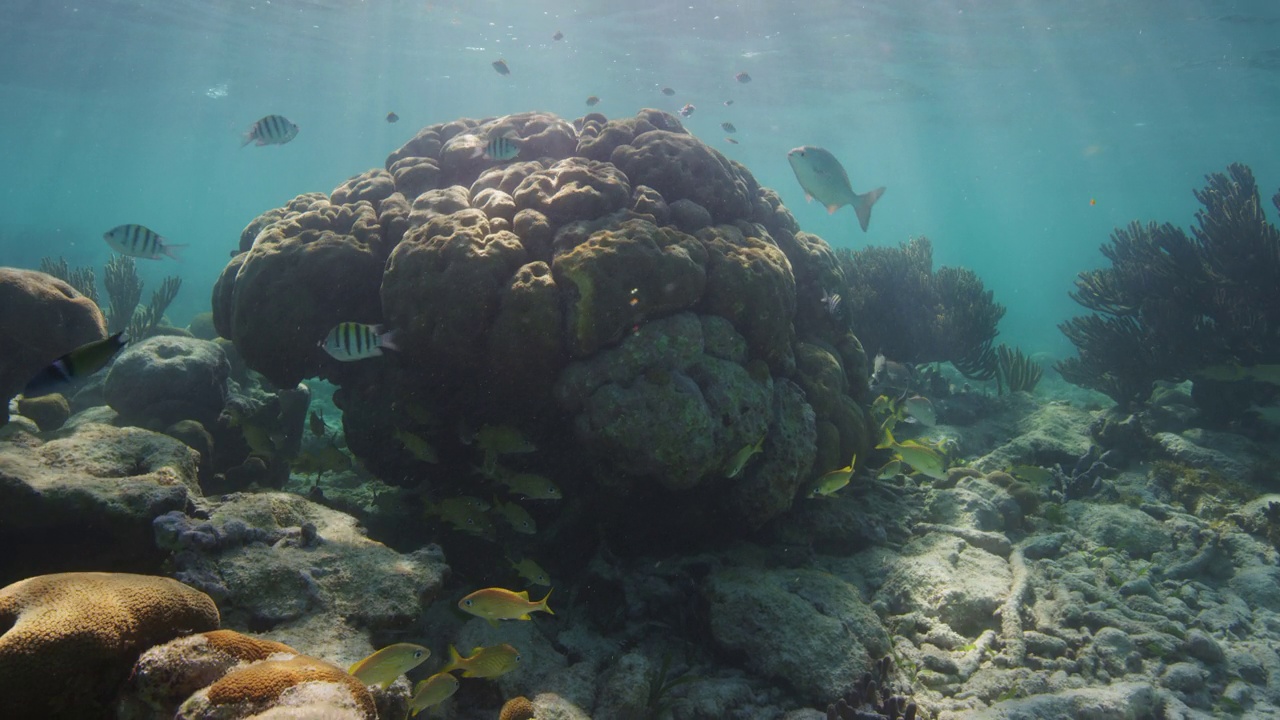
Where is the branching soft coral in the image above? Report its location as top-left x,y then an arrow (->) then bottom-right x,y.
837,236 -> 1005,379
1058,164 -> 1280,407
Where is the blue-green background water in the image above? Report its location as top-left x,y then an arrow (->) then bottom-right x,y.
2,0 -> 1278,362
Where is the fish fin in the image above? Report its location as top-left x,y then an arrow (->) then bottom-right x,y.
487,619 -> 500,628
163,243 -> 188,262
538,588 -> 554,615
240,133 -> 254,148
854,186 -> 886,232
826,204 -> 841,215
804,193 -> 813,203
516,590 -> 531,600
378,329 -> 399,351
518,613 -> 532,620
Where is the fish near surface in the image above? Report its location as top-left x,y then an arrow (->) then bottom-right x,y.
23,331 -> 128,398
348,643 -> 430,689
459,587 -> 553,625
440,644 -> 522,678
409,672 -> 459,716
787,145 -> 885,231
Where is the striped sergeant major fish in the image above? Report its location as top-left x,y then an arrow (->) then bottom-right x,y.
242,114 -> 299,147
479,133 -> 521,162
103,224 -> 186,261
23,331 -> 128,397
319,322 -> 398,361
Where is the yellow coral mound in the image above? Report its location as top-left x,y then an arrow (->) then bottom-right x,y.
499,695 -> 537,720
191,654 -> 376,719
0,571 -> 220,720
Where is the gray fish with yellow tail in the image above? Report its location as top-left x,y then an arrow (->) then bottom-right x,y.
787,145 -> 885,231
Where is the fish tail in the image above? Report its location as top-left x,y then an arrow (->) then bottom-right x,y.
441,645 -> 462,674
378,329 -> 399,352
875,427 -> 894,450
537,588 -> 554,615
854,186 -> 886,232
240,131 -> 255,148
163,243 -> 188,262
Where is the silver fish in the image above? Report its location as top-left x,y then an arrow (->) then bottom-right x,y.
103,224 -> 185,261
786,145 -> 884,231
820,290 -> 841,316
242,114 -> 299,147
483,134 -> 521,161
320,322 -> 398,361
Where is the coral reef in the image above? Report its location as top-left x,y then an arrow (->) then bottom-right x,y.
0,572 -> 219,720
0,267 -> 106,424
994,344 -> 1042,395
1058,163 -> 1280,408
176,654 -> 377,720
38,255 -> 98,305
837,237 -> 1005,379
211,109 -> 865,534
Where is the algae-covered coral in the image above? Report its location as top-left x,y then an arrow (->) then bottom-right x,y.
212,109 -> 873,537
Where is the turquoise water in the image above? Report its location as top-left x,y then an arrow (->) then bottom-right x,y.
2,0 -> 1278,355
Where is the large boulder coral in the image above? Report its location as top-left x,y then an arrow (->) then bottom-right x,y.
0,572 -> 219,720
104,336 -> 231,427
610,130 -> 754,223
552,218 -> 707,356
512,157 -> 631,226
176,654 -> 375,720
0,267 -> 106,424
212,196 -> 388,387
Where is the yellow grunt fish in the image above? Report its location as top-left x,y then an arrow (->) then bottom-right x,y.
348,643 -> 430,689
509,557 -> 551,587
459,587 -> 553,626
409,671 -> 459,716
876,428 -> 947,480
493,498 -> 536,534
808,455 -> 856,497
723,434 -> 765,478
441,643 -> 522,678
498,472 -> 562,500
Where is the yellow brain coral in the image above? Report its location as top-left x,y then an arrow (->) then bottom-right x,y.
499,695 -> 537,720
0,572 -> 220,720
192,654 -> 377,719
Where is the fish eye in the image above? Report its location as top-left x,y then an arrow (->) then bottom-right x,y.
515,654 -> 523,662
414,650 -> 423,658
463,599 -> 472,606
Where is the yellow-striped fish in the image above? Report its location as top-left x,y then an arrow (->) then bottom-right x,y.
348,643 -> 430,689
440,644 -> 522,678
409,672 -> 459,716
319,322 -> 398,361
509,557 -> 551,587
458,587 -> 553,626
103,224 -> 186,261
876,428 -> 947,480
808,455 -> 856,498
493,498 -> 536,534
497,472 -> 562,500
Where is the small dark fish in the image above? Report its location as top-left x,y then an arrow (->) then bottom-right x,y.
723,99 -> 734,106
242,114 -> 298,147
483,134 -> 521,161
104,224 -> 186,261
386,112 -> 399,123
492,59 -> 510,75
735,72 -> 752,83
661,87 -> 675,96
725,137 -> 739,145
552,30 -> 563,41
23,331 -> 128,398
309,410 -> 326,437
721,122 -> 737,133
679,103 -> 695,117
585,95 -> 600,106
820,290 -> 842,316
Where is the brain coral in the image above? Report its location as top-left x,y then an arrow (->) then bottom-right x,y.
211,109 -> 871,533
0,572 -> 220,720
124,630 -> 299,716
178,654 -> 376,720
